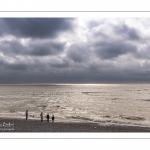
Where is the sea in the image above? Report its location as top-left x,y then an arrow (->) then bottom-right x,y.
0,84 -> 150,127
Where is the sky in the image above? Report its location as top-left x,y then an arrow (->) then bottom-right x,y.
0,18 -> 150,84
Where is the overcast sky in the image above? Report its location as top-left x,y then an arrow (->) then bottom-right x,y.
0,18 -> 150,83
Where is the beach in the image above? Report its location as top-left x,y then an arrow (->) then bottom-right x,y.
0,118 -> 150,132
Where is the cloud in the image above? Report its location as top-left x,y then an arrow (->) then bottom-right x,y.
67,42 -> 90,62
5,63 -> 27,70
0,18 -> 74,38
114,24 -> 141,41
50,57 -> 70,68
88,20 -> 103,29
0,18 -> 150,83
93,41 -> 137,59
0,39 -> 65,57
27,41 -> 65,56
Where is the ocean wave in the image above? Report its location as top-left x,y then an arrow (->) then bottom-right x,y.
119,115 -> 145,121
67,116 -> 93,122
138,99 -> 150,102
81,92 -> 107,96
37,105 -> 47,108
111,98 -> 119,100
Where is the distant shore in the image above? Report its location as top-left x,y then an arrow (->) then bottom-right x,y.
0,118 -> 150,132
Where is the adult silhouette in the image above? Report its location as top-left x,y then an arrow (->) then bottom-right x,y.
52,114 -> 55,123
40,112 -> 43,122
47,113 -> 50,122
25,110 -> 28,121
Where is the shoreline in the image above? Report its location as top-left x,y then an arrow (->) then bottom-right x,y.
0,118 -> 150,132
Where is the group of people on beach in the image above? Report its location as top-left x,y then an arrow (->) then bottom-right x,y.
25,110 -> 55,122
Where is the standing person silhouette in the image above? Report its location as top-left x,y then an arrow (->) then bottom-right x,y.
25,110 -> 28,121
40,112 -> 43,122
52,114 -> 55,123
47,113 -> 50,122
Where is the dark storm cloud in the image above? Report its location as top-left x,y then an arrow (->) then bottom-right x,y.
0,40 -> 24,55
0,18 -> 74,38
0,58 -> 28,71
5,63 -> 27,70
114,24 -> 141,41
93,41 -> 137,59
0,59 -> 4,68
0,18 -> 150,84
86,21 -> 140,60
27,41 -> 65,56
0,40 -> 65,56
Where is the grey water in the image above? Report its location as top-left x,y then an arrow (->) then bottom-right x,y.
0,84 -> 150,127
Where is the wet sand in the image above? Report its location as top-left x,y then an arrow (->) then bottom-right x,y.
0,118 -> 150,132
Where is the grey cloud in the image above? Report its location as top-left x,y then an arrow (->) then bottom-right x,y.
50,59 -> 70,68
89,22 -> 139,59
5,63 -> 27,70
114,24 -> 141,41
93,41 -> 137,59
88,20 -> 102,29
0,40 -> 65,57
0,40 -> 24,56
87,19 -> 106,29
0,60 -> 28,73
28,41 -> 65,56
0,18 -> 150,84
135,45 -> 150,59
0,18 -> 74,38
0,59 -> 4,68
0,56 -> 150,84
67,43 -> 90,62
89,20 -> 142,41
